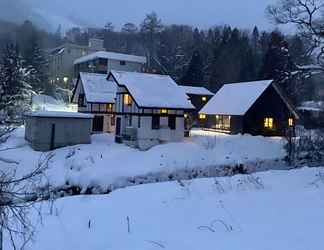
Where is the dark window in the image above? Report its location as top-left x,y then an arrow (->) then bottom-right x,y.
93,116 -> 104,132
138,116 -> 141,128
111,115 -> 115,126
168,116 -> 176,130
152,115 -> 160,130
120,60 -> 126,66
98,58 -> 108,65
78,94 -> 85,107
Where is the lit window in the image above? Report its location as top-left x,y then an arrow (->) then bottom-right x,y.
184,113 -> 189,119
120,61 -> 126,66
264,118 -> 274,129
202,96 -> 207,102
288,118 -> 294,127
161,109 -> 168,114
107,103 -> 113,112
63,77 -> 69,83
199,114 -> 206,120
124,94 -> 132,105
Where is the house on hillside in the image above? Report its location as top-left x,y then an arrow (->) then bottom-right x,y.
178,85 -> 214,132
199,80 -> 299,136
74,51 -> 147,77
47,38 -> 104,88
71,72 -> 117,133
108,70 -> 194,150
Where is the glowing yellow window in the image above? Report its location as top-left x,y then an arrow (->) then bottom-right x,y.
184,113 -> 189,119
161,109 -> 168,114
264,118 -> 274,129
199,114 -> 206,120
288,118 -> 294,127
124,94 -> 132,105
202,96 -> 207,102
107,103 -> 113,112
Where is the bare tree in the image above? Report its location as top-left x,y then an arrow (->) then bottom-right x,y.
267,0 -> 324,65
0,130 -> 53,250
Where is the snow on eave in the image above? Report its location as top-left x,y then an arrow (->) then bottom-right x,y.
178,85 -> 214,96
199,80 -> 273,116
26,111 -> 94,119
74,51 -> 147,65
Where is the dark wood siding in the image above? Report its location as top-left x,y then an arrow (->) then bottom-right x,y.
243,85 -> 294,136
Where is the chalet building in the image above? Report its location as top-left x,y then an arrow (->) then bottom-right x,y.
178,85 -> 214,131
71,72 -> 117,133
74,51 -> 147,78
108,70 -> 194,150
199,80 -> 299,136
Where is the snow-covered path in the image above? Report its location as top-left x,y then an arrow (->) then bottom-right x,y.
0,128 -> 286,192
7,167 -> 324,250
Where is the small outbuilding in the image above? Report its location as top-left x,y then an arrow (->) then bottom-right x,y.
25,111 -> 93,151
199,80 -> 299,136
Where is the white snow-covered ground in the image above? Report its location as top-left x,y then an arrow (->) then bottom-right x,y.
8,167 -> 324,250
0,128 -> 286,192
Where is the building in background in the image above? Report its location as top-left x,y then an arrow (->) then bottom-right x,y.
73,51 -> 147,77
71,72 -> 117,133
178,85 -> 214,133
47,38 -> 105,88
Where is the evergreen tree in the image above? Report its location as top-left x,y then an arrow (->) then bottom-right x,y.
0,44 -> 32,122
259,31 -> 294,81
25,40 -> 50,94
180,50 -> 204,86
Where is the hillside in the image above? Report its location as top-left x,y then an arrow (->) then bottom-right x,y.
5,167 -> 324,250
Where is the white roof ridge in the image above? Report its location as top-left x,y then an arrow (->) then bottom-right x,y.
200,79 -> 273,116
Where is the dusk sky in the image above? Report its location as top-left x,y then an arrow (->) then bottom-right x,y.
27,0 -> 278,30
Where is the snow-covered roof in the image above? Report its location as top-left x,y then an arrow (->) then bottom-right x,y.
110,70 -> 194,109
179,85 -> 214,96
27,111 -> 94,119
200,80 -> 273,115
298,101 -> 324,112
80,72 -> 117,103
74,51 -> 147,65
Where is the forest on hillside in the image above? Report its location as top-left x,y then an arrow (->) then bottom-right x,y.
0,11 -> 321,109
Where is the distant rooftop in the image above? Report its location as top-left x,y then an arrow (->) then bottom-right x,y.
74,51 -> 147,65
179,85 -> 214,96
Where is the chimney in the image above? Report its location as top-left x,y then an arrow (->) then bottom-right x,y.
88,38 -> 104,51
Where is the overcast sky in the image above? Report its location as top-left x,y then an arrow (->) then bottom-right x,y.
27,0 -> 279,30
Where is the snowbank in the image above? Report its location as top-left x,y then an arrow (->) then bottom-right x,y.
0,128 -> 286,193
10,167 -> 324,250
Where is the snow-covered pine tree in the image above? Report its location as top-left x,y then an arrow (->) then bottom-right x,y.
25,40 -> 51,95
0,44 -> 33,123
